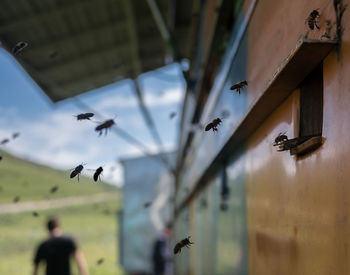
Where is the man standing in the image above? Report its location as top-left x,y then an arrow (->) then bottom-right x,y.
152,223 -> 173,275
33,216 -> 89,275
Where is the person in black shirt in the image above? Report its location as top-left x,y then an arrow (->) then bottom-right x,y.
33,216 -> 89,275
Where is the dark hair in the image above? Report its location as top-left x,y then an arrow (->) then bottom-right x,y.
47,216 -> 60,232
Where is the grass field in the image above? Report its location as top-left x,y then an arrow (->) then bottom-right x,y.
0,150 -> 124,274
0,150 -> 117,203
0,199 -> 123,275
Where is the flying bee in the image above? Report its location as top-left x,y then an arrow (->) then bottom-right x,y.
12,41 -> 28,55
32,211 -> 39,217
0,156 -> 2,161
0,138 -> 10,145
230,80 -> 248,94
306,9 -> 320,30
50,185 -> 59,193
220,110 -> 230,119
143,202 -> 152,208
13,196 -> 20,203
95,119 -> 116,136
93,166 -> 103,182
74,113 -> 94,121
48,50 -> 58,59
169,112 -> 177,119
97,258 -> 104,265
70,164 -> 85,182
12,132 -> 20,139
273,132 -> 288,145
174,236 -> 194,254
205,118 -> 222,132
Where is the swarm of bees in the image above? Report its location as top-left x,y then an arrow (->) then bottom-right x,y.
12,41 -> 28,55
5,7 -> 329,263
95,119 -> 116,136
306,9 -> 320,30
68,164 -> 106,183
0,132 -> 20,147
174,236 -> 194,254
230,80 -> 248,94
205,118 -> 222,132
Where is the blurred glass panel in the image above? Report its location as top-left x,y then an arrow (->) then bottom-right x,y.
174,207 -> 190,275
193,180 -> 219,275
216,149 -> 248,275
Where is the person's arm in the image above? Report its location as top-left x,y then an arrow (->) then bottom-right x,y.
33,243 -> 43,275
32,264 -> 39,275
74,250 -> 89,275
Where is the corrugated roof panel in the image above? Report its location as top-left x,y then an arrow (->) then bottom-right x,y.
0,0 -> 195,102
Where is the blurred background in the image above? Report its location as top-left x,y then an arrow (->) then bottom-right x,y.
0,0 -> 187,274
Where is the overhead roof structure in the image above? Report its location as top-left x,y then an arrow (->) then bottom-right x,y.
0,0 -> 193,102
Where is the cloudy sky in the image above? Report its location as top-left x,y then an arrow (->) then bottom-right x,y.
0,48 -> 186,185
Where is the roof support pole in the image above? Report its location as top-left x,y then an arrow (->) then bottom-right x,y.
146,0 -> 189,82
122,0 -> 171,167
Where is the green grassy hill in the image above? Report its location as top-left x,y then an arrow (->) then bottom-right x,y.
0,150 -> 123,274
0,150 -> 118,203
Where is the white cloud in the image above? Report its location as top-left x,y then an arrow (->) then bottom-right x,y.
95,88 -> 184,110
0,104 -> 176,186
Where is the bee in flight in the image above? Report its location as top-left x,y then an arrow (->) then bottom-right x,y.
169,112 -> 177,119
273,132 -> 288,145
97,258 -> 104,265
95,119 -> 116,136
306,9 -> 320,30
50,185 -> 59,193
205,118 -> 222,132
12,132 -> 20,139
32,211 -> 39,217
0,156 -> 2,161
93,167 -> 103,182
143,202 -> 152,208
12,41 -> 28,55
74,113 -> 94,121
13,196 -> 20,203
0,138 -> 10,145
70,164 -> 85,182
230,80 -> 248,94
174,236 -> 194,254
